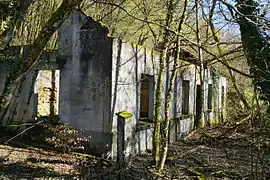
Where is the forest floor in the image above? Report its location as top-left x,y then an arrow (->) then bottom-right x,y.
0,124 -> 270,179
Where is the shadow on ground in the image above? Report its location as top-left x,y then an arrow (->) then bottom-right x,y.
26,157 -> 74,165
0,162 -> 74,179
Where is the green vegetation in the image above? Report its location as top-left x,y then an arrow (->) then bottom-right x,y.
0,0 -> 269,178
116,111 -> 133,119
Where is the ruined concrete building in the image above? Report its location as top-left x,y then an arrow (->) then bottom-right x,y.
0,11 -> 227,159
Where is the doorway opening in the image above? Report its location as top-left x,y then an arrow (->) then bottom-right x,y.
139,74 -> 154,121
195,85 -> 202,128
35,70 -> 60,117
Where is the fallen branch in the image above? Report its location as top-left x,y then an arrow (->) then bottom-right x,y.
186,167 -> 206,179
9,122 -> 36,127
4,120 -> 44,144
71,152 -> 96,158
216,114 -> 252,138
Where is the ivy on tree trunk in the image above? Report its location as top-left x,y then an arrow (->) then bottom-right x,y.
236,0 -> 270,102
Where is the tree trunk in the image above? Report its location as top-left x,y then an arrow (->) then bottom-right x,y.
0,0 -> 83,127
207,1 -> 251,111
157,0 -> 189,172
157,52 -> 177,172
236,0 -> 270,102
0,0 -> 36,49
152,0 -> 174,166
152,51 -> 165,166
195,0 -> 205,127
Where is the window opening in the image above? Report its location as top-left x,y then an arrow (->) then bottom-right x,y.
139,74 -> 154,120
182,80 -> 190,114
208,84 -> 213,110
221,86 -> 225,108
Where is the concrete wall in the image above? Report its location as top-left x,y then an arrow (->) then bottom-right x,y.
58,11 -> 113,155
203,69 -> 228,125
203,69 -> 213,125
110,42 -> 228,159
110,41 -> 204,158
111,42 -> 159,158
217,76 -> 227,122
0,49 -> 38,126
173,65 -> 197,137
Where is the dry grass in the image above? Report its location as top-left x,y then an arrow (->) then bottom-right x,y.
0,125 -> 270,179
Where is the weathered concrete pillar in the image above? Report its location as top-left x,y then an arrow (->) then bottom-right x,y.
58,11 -> 113,155
115,111 -> 132,165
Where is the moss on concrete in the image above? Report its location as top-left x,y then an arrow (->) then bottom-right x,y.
115,111 -> 133,119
